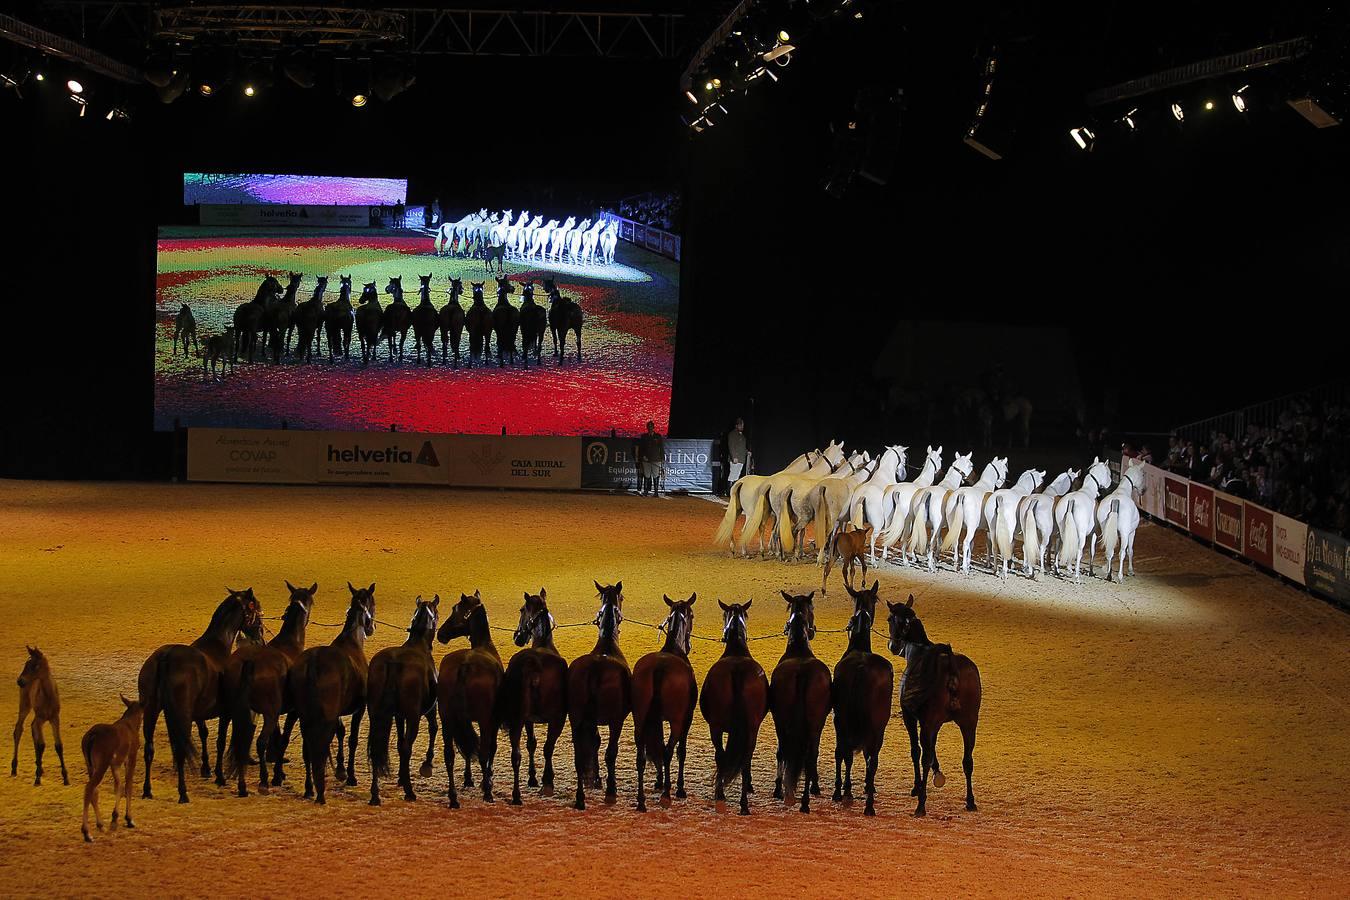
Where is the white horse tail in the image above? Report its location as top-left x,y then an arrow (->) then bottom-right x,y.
817,483 -> 836,561
851,495 -> 867,529
714,479 -> 745,550
739,484 -> 770,555
433,225 -> 446,255
880,491 -> 907,548
994,495 -> 1012,562
1103,498 -> 1120,564
910,493 -> 932,556
1021,502 -> 1040,574
1061,498 -> 1079,560
777,488 -> 797,557
940,492 -> 964,555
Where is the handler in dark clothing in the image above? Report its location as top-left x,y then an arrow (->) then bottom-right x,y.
726,417 -> 749,495
638,420 -> 665,497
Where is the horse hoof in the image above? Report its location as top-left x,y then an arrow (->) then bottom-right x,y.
966,800 -> 978,812
315,796 -> 326,806
739,806 -> 751,816
800,803 -> 811,814
527,777 -> 539,788
675,788 -> 687,800
404,792 -> 417,803
913,806 -> 926,817
346,777 -> 358,787
178,796 -> 189,805
574,798 -> 585,811
831,791 -> 842,803
370,797 -> 381,807
62,775 -> 70,786
540,785 -> 554,798
933,771 -> 946,788
419,764 -> 433,778
83,831 -> 93,843
237,787 -> 248,798
142,788 -> 153,800
864,805 -> 876,817
636,801 -> 647,813
604,792 -> 617,806
773,787 -> 783,800
449,798 -> 460,809
660,794 -> 672,808
124,818 -> 134,828
511,796 -> 522,807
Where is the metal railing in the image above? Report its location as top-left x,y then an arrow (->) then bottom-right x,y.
1172,381 -> 1348,447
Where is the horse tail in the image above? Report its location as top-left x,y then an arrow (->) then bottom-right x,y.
642,664 -> 667,760
995,495 -> 1013,562
739,484 -> 770,554
157,652 -> 197,767
1103,499 -> 1120,562
879,490 -> 906,548
229,659 -> 257,776
713,480 -> 744,549
718,666 -> 753,791
817,483 -> 836,560
300,658 -> 335,783
433,225 -> 445,255
367,659 -> 400,780
851,494 -> 867,529
780,665 -> 814,800
910,492 -> 932,556
940,492 -> 965,554
1022,502 -> 1041,572
777,487 -> 797,556
1061,498 -> 1079,558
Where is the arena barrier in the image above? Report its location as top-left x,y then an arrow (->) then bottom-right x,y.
1122,455 -> 1349,608
188,428 -> 715,494
198,204 -> 375,228
602,214 -> 681,262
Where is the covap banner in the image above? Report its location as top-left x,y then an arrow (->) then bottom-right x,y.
188,428 -> 316,484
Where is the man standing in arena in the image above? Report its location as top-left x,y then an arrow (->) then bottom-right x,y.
726,417 -> 749,495
638,420 -> 666,497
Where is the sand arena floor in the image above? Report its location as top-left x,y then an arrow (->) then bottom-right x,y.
0,480 -> 1347,898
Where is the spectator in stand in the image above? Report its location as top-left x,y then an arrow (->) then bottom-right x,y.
1139,444 -> 1154,465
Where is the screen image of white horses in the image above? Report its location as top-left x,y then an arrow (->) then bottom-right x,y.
153,211 -> 680,434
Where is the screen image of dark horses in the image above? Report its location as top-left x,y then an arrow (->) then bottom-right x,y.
153,220 -> 679,434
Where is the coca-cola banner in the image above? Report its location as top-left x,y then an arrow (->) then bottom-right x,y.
1304,527 -> 1350,604
1213,492 -> 1244,552
1242,502 -> 1275,569
1272,513 -> 1307,586
1188,483 -> 1215,542
1163,476 -> 1189,528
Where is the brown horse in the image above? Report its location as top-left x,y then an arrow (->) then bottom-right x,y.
436,590 -> 503,808
225,581 -> 316,796
289,583 -> 376,804
172,303 -> 197,357
438,277 -> 466,366
822,524 -> 872,595
499,589 -> 568,805
367,596 -> 440,805
831,580 -> 894,816
13,646 -> 69,785
80,696 -> 143,842
137,588 -> 262,803
464,282 -> 493,367
631,593 -> 698,812
886,594 -> 982,816
770,591 -> 832,813
567,581 -> 631,810
700,600 -> 770,815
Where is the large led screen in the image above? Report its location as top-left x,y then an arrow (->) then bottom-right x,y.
184,173 -> 408,206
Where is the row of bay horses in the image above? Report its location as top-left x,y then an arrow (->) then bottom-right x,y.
718,442 -> 1144,586
176,273 -> 584,377
40,579 -> 981,838
434,209 -> 620,270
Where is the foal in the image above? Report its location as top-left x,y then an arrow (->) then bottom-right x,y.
13,646 -> 69,785
80,696 -> 144,842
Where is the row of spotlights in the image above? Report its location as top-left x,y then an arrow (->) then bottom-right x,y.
1076,86 -> 1254,149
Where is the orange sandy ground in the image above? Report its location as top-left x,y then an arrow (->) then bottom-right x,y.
0,480 -> 1348,899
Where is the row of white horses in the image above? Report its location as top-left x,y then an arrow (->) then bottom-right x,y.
433,209 -> 620,266
714,442 -> 1145,584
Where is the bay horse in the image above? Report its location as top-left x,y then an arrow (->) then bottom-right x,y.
831,580 -> 893,816
491,276 -> 519,367
323,275 -> 355,362
700,600 -> 770,815
172,304 -> 197,357
769,592 -> 831,813
354,282 -> 383,366
288,583 -> 376,804
547,289 -> 583,362
482,241 -> 507,275
233,275 -> 283,363
225,581 -> 315,796
12,646 -> 69,785
411,274 -> 440,368
499,589 -> 568,805
439,278 -> 466,366
80,696 -> 143,842
631,593 -> 698,811
436,590 -> 503,808
137,588 -> 262,803
464,282 -> 493,368
381,276 -> 412,361
261,271 -> 301,363
293,276 -> 327,363
886,594 -> 982,816
567,581 -> 631,810
203,327 -> 235,379
367,596 -> 440,805
518,282 -> 548,367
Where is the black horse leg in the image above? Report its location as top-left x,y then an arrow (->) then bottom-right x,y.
635,722 -> 648,813
479,724 -> 497,803
401,714 -> 419,801
904,712 -> 922,796
675,734 -> 688,799
712,729 -> 727,803
740,760 -> 752,815
198,720 -> 213,780
510,724 -> 524,806
526,724 -> 538,788
346,708 -> 363,786
333,719 -> 346,782
916,721 -> 936,817
542,720 -> 561,796
142,707 -> 157,799
960,719 -> 978,811
213,716 -> 228,786
443,720 -> 459,809
863,748 -> 879,817
421,708 -> 437,778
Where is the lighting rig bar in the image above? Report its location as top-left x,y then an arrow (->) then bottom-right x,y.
1086,37 -> 1312,107
0,11 -> 142,84
153,6 -> 407,47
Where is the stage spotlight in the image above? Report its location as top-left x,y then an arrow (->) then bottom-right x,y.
1069,125 -> 1095,151
763,41 -> 794,64
69,93 -> 88,117
157,69 -> 190,104
1,68 -> 30,99
685,89 -> 698,103
35,71 -> 44,82
1232,85 -> 1249,113
1119,107 -> 1138,131
104,106 -> 129,121
1171,101 -> 1184,122
244,84 -> 255,97
1204,100 -> 1214,110
351,93 -> 368,108
712,77 -> 722,89
197,81 -> 214,97
778,29 -> 790,42
67,78 -> 84,94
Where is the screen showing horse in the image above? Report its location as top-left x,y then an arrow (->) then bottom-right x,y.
153,210 -> 679,435
183,173 -> 408,206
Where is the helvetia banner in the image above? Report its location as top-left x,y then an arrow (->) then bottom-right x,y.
581,437 -> 716,493
198,204 -> 372,227
317,432 -> 451,485
188,428 -> 316,483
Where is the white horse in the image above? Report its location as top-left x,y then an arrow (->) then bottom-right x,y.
981,468 -> 1045,579
812,455 -> 884,565
488,209 -> 514,246
548,216 -> 576,263
1053,458 -> 1112,582
498,210 -> 528,250
514,215 -> 542,258
1019,467 -> 1078,579
433,208 -> 488,256
766,450 -> 868,559
528,219 -> 559,261
906,452 -> 975,572
715,441 -> 845,557
940,457 -> 1009,575
565,218 -> 591,263
779,454 -> 876,561
600,219 -> 619,265
580,219 -> 605,265
1092,462 -> 1145,582
845,445 -> 909,562
875,445 -> 943,561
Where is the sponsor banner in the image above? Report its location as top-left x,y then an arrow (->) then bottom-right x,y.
607,215 -> 680,262
633,223 -> 647,248
199,204 -> 372,228
662,232 -> 677,258
581,437 -> 716,493
1213,491 -> 1244,552
445,436 -> 580,490
1188,483 -> 1215,542
1304,527 -> 1350,604
188,428 -> 317,484
1143,463 -> 1167,519
620,219 -> 634,242
317,432 -> 450,484
1242,502 -> 1275,569
1272,513 -> 1308,586
673,235 -> 681,261
1163,476 -> 1189,528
